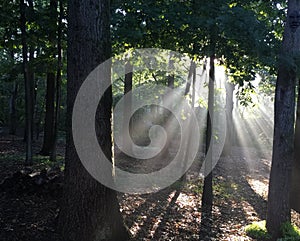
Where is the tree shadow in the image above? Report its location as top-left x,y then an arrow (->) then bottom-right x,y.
208,153 -> 269,239
122,181 -> 185,240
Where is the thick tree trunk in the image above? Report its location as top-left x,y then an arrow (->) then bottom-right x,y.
266,0 -> 300,238
59,0 -> 128,240
40,72 -> 55,155
290,83 -> 300,212
20,0 -> 33,165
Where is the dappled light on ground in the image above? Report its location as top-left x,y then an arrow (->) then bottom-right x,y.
246,178 -> 269,200
1,131 -> 300,240
117,145 -> 300,240
1,72 -> 300,240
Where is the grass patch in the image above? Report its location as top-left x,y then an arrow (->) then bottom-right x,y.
245,221 -> 300,241
213,179 -> 239,199
0,153 -> 25,162
245,220 -> 271,240
0,153 -> 64,171
279,222 -> 300,240
184,177 -> 239,199
32,155 -> 65,171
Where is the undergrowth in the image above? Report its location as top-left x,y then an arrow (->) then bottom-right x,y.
245,221 -> 300,241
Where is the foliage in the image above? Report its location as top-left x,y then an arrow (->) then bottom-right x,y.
0,0 -> 67,133
245,221 -> 300,240
0,0 -> 287,130
245,221 -> 271,240
0,153 -> 64,171
111,0 -> 285,109
279,222 -> 300,240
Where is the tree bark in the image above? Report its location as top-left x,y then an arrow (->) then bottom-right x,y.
50,0 -> 63,162
122,61 -> 133,155
184,61 -> 195,96
202,54 -> 215,208
20,0 -> 33,165
40,0 -> 58,155
40,72 -> 55,155
200,53 -> 215,238
9,81 -> 18,135
167,53 -> 175,89
221,81 -> 234,156
161,53 -> 176,158
266,0 -> 300,238
290,82 -> 300,212
59,0 -> 128,240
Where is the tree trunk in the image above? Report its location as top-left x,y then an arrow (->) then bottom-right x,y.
184,61 -> 195,96
221,81 -> 234,156
199,54 -> 215,239
40,0 -> 58,155
50,0 -> 63,162
28,0 -> 35,142
181,61 -> 196,180
59,0 -> 129,240
167,53 -> 175,89
20,0 -> 33,165
290,82 -> 300,212
40,72 -> 55,155
122,61 -> 133,155
202,54 -> 215,208
161,53 -> 176,158
266,0 -> 300,238
9,81 -> 18,135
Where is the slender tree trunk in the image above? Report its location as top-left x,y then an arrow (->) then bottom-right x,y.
50,0 -> 63,162
199,54 -> 215,239
9,81 -> 18,135
34,95 -> 44,140
202,54 -> 215,208
28,0 -> 35,141
31,72 -> 36,141
167,53 -> 175,89
290,82 -> 300,212
40,72 -> 55,155
59,0 -> 129,240
181,61 -> 196,180
9,49 -> 18,135
20,0 -> 33,165
266,1 -> 300,238
184,61 -> 195,96
222,81 -> 234,156
40,0 -> 58,155
161,53 -> 175,158
122,61 -> 133,155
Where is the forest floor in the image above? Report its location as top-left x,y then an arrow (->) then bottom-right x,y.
0,135 -> 300,241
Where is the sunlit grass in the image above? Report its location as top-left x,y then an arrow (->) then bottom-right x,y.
185,176 -> 240,200
245,221 -> 300,240
245,220 -> 271,240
